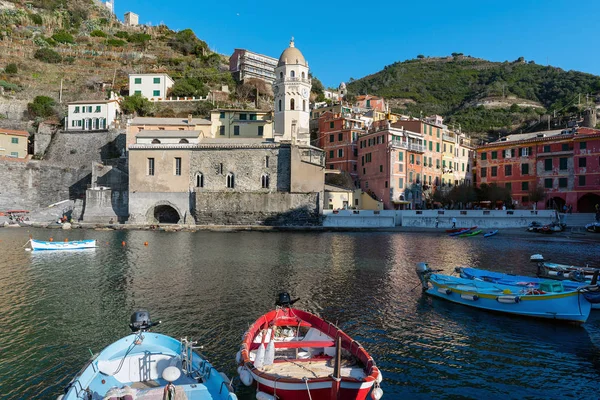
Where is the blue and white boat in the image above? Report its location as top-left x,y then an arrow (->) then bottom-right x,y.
30,239 -> 96,251
483,230 -> 498,238
59,311 -> 237,400
456,266 -> 600,309
415,263 -> 593,324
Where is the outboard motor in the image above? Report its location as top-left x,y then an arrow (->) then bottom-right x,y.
416,262 -> 432,292
129,310 -> 160,332
275,292 -> 300,307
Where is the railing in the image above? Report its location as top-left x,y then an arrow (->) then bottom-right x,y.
274,77 -> 312,85
300,148 -> 325,166
443,134 -> 456,142
390,140 -> 425,153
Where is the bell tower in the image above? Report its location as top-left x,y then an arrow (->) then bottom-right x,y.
273,38 -> 311,145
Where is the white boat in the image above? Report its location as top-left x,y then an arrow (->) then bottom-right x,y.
30,239 -> 96,251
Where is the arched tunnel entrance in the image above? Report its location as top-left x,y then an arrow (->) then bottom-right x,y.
153,204 -> 181,224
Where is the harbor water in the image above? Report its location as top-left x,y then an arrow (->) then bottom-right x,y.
1,228 -> 599,399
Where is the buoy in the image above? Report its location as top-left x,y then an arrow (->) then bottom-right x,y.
256,391 -> 276,400
144,241 -> 148,246
254,343 -> 265,369
371,387 -> 384,400
239,367 -> 253,386
64,238 -> 68,242
235,350 -> 242,364
122,241 -> 126,246
49,238 -> 53,242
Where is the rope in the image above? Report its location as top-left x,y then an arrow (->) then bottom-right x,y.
111,332 -> 142,375
302,377 -> 313,400
287,360 -> 319,378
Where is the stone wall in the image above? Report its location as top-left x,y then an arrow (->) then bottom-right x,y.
0,99 -> 28,121
83,188 -> 128,223
194,192 -> 321,225
44,130 -> 126,168
0,159 -> 90,211
128,191 -> 192,224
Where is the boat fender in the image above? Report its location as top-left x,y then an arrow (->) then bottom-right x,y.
228,394 -> 238,400
437,288 -> 452,295
264,340 -> 275,366
254,343 -> 266,369
235,350 -> 242,364
239,367 -> 253,386
460,293 -> 479,301
57,396 -> 64,400
256,391 -> 276,400
237,366 -> 243,375
376,370 -> 383,384
497,295 -> 520,304
371,387 -> 384,400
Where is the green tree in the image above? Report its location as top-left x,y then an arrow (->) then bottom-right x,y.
528,185 -> 547,209
51,30 -> 74,44
27,96 -> 56,118
417,54 -> 425,59
120,94 -> 153,116
168,29 -> 208,56
170,77 -> 208,98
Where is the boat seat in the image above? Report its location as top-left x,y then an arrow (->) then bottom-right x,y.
250,340 -> 334,351
271,317 -> 312,327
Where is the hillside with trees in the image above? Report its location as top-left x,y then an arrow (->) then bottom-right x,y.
347,55 -> 600,137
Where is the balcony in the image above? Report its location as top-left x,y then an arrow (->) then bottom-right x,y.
274,77 -> 312,85
442,134 -> 456,143
390,140 -> 425,153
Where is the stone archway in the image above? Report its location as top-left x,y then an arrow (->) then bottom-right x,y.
577,193 -> 600,213
546,196 -> 565,212
145,201 -> 183,224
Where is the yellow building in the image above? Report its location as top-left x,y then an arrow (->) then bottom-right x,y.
210,109 -> 273,139
126,115 -> 211,149
0,128 -> 28,159
441,130 -> 457,188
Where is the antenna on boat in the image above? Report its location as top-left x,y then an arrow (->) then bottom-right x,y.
275,292 -> 300,307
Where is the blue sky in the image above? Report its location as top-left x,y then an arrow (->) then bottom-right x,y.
114,0 -> 599,88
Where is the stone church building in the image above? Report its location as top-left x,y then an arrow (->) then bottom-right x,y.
127,40 -> 326,225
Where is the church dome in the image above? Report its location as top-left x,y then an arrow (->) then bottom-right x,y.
278,38 -> 307,67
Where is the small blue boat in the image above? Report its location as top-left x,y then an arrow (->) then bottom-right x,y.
415,263 -> 593,324
457,266 -> 600,309
483,230 -> 499,238
59,311 -> 237,400
30,239 -> 96,251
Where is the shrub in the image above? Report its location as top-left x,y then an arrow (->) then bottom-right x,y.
106,38 -> 126,47
168,29 -> 207,56
114,31 -> 129,39
90,30 -> 107,38
51,30 -> 74,44
34,48 -> 62,63
120,94 -> 153,116
170,77 -> 208,98
27,96 -> 56,118
0,80 -> 20,91
29,13 -> 43,25
64,56 -> 75,64
5,63 -> 18,74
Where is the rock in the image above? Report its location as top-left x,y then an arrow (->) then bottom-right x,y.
62,222 -> 72,230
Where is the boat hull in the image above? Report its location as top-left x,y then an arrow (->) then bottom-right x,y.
31,239 -> 96,251
484,230 -> 498,237
426,275 -> 591,323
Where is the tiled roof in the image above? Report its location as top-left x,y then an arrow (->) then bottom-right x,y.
136,130 -> 201,138
0,128 -> 29,137
130,117 -> 211,126
68,99 -> 118,105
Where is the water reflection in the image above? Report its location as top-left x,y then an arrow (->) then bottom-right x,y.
0,228 -> 599,399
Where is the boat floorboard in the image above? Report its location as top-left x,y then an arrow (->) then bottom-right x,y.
258,359 -> 366,380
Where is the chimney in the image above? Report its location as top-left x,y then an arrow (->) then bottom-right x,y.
188,114 -> 193,125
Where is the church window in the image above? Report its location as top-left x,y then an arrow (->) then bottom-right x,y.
265,156 -> 269,168
290,98 -> 295,110
151,139 -> 161,144
179,139 -> 189,143
226,173 -> 235,188
174,158 -> 182,176
278,100 -> 282,112
196,173 -> 204,188
290,70 -> 295,78
280,72 -> 283,79
301,72 -> 305,79
303,100 -> 306,111
261,174 -> 270,189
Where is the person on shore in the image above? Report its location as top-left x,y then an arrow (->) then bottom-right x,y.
435,217 -> 439,228
451,217 -> 456,228
109,217 -> 114,224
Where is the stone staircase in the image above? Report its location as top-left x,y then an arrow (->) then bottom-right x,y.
558,213 -> 596,227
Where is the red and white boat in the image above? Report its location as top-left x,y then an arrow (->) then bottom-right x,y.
237,293 -> 383,400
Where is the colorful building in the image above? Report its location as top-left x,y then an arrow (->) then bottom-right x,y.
229,49 -> 278,83
128,73 -> 174,100
475,127 -> 600,212
210,109 -> 273,139
66,99 -> 120,131
0,128 -> 28,159
318,111 -> 364,182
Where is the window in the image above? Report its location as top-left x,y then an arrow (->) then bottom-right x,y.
329,150 -> 334,158
399,152 -> 403,161
580,142 -> 587,150
174,157 -> 181,176
521,163 -> 529,175
239,113 -> 247,120
436,128 -> 439,137
481,167 -> 487,178
303,100 -> 306,111
481,152 -> 487,160
329,134 -> 334,143
265,156 -> 270,168
559,157 -> 567,170
423,140 -> 427,148
410,154 -> 414,164
134,90 -> 142,95
338,133 -> 343,141
385,181 -> 388,188
153,77 -> 160,84
399,178 -> 404,189
379,165 -> 383,172
522,147 -> 531,156
74,106 -> 81,113
521,181 -> 529,191
134,78 -> 141,84
462,149 -> 465,157
443,160 -> 446,168
153,90 -> 160,97
578,157 -> 586,168
234,126 -> 240,135
179,139 -> 189,143
278,100 -> 282,112
151,139 -> 161,144
558,178 -> 567,188
11,137 -> 18,144
290,70 -> 295,78
491,151 -> 497,159
196,173 -> 204,188
338,149 -> 343,157
443,143 -> 447,152
366,99 -> 371,108
220,112 -> 225,119
95,106 -> 101,112
148,158 -> 155,176
279,72 -> 283,79
505,165 -> 512,176
330,122 -> 334,129
544,178 -> 553,188
561,143 -> 569,151
226,173 -> 235,188
290,99 -> 295,110
450,145 -> 453,154
545,159 -> 553,171
462,163 -> 465,172
491,166 -> 497,177
544,145 -> 551,153
409,171 -> 413,183
258,126 -> 264,136
436,143 -> 440,152
219,163 -> 223,175
505,182 -> 512,191
261,174 -> 270,188
219,126 -> 225,135
10,152 -> 18,157
579,175 -> 586,186
87,106 -> 93,113
429,141 -> 432,151
436,159 -> 440,168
